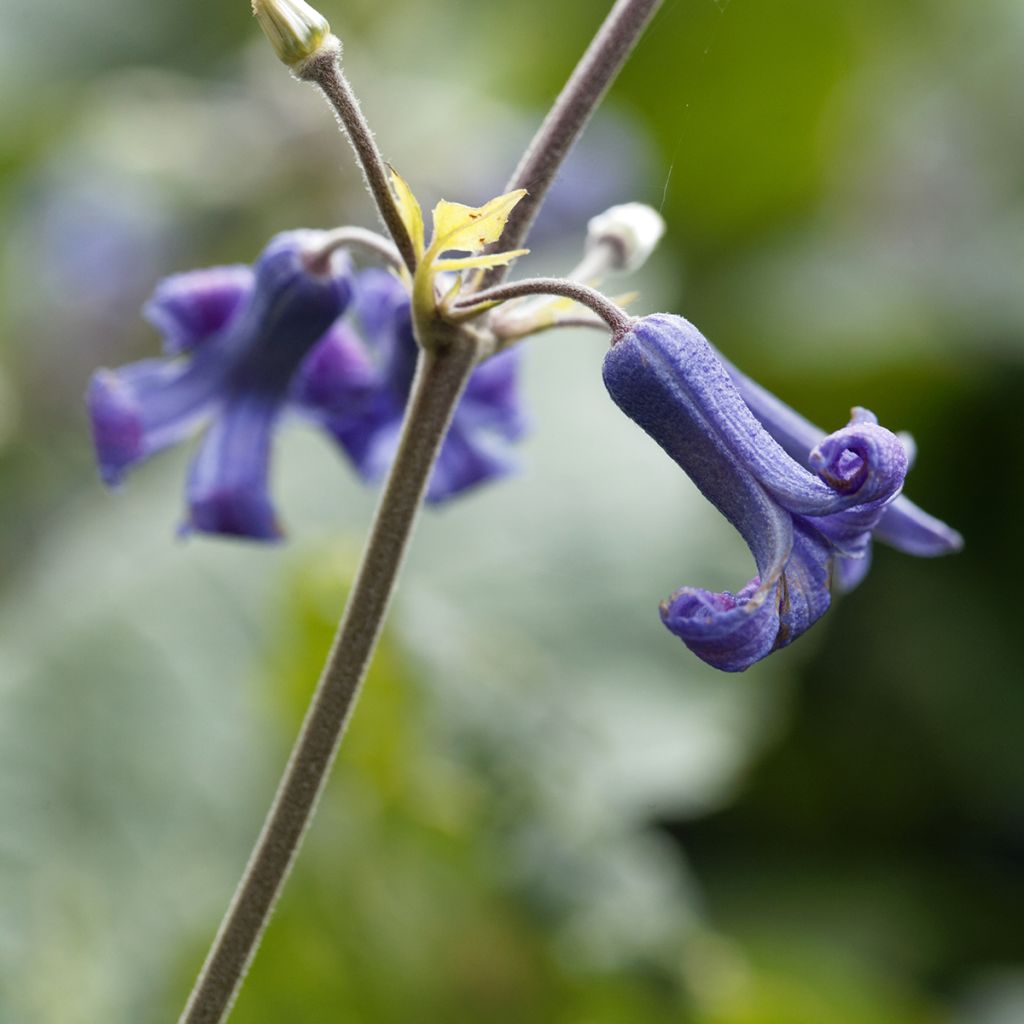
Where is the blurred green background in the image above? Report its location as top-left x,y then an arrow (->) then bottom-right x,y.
1,0 -> 1022,1021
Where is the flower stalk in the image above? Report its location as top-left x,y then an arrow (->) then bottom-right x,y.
178,333 -> 479,1024
296,43 -> 419,273
178,0 -> 666,1018
457,277 -> 634,338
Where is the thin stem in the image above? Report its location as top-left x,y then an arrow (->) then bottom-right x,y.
477,0 -> 663,290
178,335 -> 479,1024
298,42 -> 418,274
457,277 -> 634,338
309,226 -> 403,273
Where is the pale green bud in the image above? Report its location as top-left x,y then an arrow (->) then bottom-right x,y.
252,0 -> 332,67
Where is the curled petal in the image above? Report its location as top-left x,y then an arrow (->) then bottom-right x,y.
659,524 -> 834,672
809,406 -> 907,507
144,265 -> 254,354
722,353 -> 962,557
661,576 -> 783,673
87,356 -> 224,485
185,396 -> 281,541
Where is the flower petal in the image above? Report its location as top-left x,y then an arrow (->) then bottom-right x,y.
144,265 -> 254,354
722,352 -> 962,557
87,355 -> 225,485
458,348 -> 528,442
184,396 -> 282,541
321,395 -> 403,482
427,422 -> 519,504
834,548 -> 872,594
289,321 -> 378,414
873,497 -> 965,556
225,231 -> 354,394
317,270 -> 528,503
660,575 -> 785,673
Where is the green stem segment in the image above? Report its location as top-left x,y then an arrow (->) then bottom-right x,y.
477,0 -> 663,291
178,336 -> 479,1024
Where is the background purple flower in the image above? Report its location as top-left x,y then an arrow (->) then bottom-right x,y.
88,230 -> 357,539
307,268 -> 528,505
88,248 -> 529,541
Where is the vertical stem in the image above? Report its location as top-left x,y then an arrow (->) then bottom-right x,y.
299,43 -> 419,274
478,0 -> 663,290
178,335 -> 478,1024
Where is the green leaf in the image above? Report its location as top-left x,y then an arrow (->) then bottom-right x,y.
433,248 -> 529,272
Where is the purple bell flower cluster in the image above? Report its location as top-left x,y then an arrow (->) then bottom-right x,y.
603,314 -> 961,672
87,231 -> 526,540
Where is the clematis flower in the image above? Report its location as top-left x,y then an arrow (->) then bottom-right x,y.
311,267 -> 528,504
89,230 -> 359,539
88,235 -> 527,540
603,313 -> 915,672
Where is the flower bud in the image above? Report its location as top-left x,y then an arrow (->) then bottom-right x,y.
585,202 -> 665,273
252,0 -> 332,67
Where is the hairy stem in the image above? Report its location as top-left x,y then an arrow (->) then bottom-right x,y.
477,0 -> 663,290
178,335 -> 479,1024
458,277 -> 633,338
309,226 -> 404,272
299,42 -> 418,273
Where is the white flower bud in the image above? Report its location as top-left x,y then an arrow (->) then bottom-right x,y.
252,0 -> 332,67
585,202 -> 666,273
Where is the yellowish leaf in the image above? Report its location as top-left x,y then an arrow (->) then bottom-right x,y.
388,165 -> 425,257
433,248 -> 529,272
430,189 -> 527,255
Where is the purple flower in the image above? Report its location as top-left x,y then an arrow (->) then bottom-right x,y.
88,235 -> 527,540
603,314 -> 916,672
314,267 -> 527,504
89,230 -> 358,539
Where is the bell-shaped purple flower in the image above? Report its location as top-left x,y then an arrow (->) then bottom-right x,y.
300,267 -> 527,504
88,237 -> 528,541
88,230 -> 359,539
603,314 -> 914,672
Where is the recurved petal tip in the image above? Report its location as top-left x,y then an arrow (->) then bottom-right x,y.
87,370 -> 143,486
143,265 -> 254,355
809,410 -> 908,507
660,577 -> 781,673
